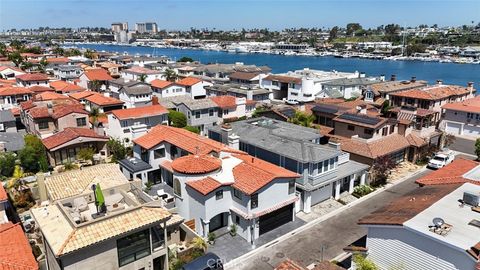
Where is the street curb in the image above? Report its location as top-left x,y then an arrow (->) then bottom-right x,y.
225,166 -> 428,269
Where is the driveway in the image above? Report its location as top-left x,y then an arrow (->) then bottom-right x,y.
232,169 -> 433,270
450,136 -> 476,156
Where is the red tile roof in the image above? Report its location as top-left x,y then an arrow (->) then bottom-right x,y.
0,183 -> 7,201
275,258 -> 305,270
28,85 -> 54,93
28,107 -> 50,119
358,184 -> 460,226
68,91 -> 95,101
34,92 -> 69,101
84,93 -> 123,106
416,158 -> 480,186
111,105 -> 168,120
172,155 -> 222,174
185,177 -> 224,195
51,104 -> 88,119
134,125 -> 243,154
150,79 -> 173,89
0,86 -> 33,96
49,81 -> 85,93
390,85 -> 472,100
42,127 -> 108,150
0,79 -> 17,87
406,133 -> 428,148
46,57 -> 69,64
442,96 -> 480,114
83,69 -> 113,81
210,95 -> 237,109
16,73 -> 49,81
339,134 -> 411,159
124,66 -> 161,75
232,154 -> 299,195
10,107 -> 20,116
0,222 -> 38,270
176,77 -> 202,86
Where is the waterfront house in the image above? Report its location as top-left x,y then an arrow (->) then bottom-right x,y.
363,76 -> 427,103
440,95 -> 480,138
358,183 -> 480,270
228,71 -> 262,85
119,125 -> 299,243
106,105 -> 169,145
32,164 -> 195,270
192,63 -> 270,83
207,118 -> 369,213
118,82 -> 152,108
320,76 -> 381,99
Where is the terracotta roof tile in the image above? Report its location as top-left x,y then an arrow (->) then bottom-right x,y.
34,92 -> 69,101
264,74 -> 302,84
50,81 -> 85,93
68,91 -> 95,100
406,133 -> 428,147
0,222 -> 38,270
124,66 -> 161,75
416,158 -> 480,186
339,134 -> 410,159
29,85 -> 54,93
42,127 -> 108,150
28,107 -> 50,119
111,105 -> 168,120
0,86 -> 33,96
171,155 -> 222,175
51,104 -> 88,119
150,79 -> 173,89
83,69 -> 113,81
176,77 -> 202,86
186,177 -> 223,195
16,73 -> 49,81
442,96 -> 480,114
275,258 -> 305,270
84,93 -> 123,106
390,85 -> 472,100
358,184 -> 460,226
210,95 -> 237,109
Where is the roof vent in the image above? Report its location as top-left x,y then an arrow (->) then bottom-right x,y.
468,219 -> 480,229
429,217 -> 452,236
463,192 -> 480,207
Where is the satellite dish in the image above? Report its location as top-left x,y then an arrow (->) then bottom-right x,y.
433,217 -> 445,227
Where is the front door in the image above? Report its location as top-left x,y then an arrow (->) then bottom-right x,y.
209,213 -> 226,232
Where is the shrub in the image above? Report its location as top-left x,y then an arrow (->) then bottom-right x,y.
353,254 -> 378,270
353,185 -> 374,198
208,232 -> 216,243
184,125 -> 200,134
107,139 -> 127,162
77,148 -> 95,162
169,110 -> 187,128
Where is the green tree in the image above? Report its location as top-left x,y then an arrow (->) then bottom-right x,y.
168,110 -> 187,128
475,138 -> 480,160
329,26 -> 339,41
77,148 -> 95,162
178,56 -> 194,62
346,23 -> 362,36
371,155 -> 396,186
52,46 -> 65,56
9,40 -> 24,51
0,152 -> 16,177
289,111 -> 315,127
24,46 -> 42,54
107,139 -> 127,162
191,237 -> 207,252
0,43 -> 7,57
353,254 -> 378,270
8,52 -> 24,67
163,68 -> 178,82
138,74 -> 147,82
184,125 -> 200,134
19,135 -> 49,173
89,80 -> 102,91
89,107 -> 100,123
84,49 -> 95,59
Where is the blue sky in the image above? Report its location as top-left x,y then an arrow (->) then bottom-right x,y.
0,0 -> 479,30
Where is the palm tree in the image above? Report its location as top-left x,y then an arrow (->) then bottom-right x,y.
163,68 -> 178,82
89,107 -> 100,124
90,80 -> 102,91
138,74 -> 147,83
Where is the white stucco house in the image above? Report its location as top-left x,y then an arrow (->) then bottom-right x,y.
210,95 -> 256,120
121,66 -> 163,83
118,82 -> 152,109
118,125 -> 300,244
0,66 -> 25,80
150,79 -> 186,98
176,77 -> 213,99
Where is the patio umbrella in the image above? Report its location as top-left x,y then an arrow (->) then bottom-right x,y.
95,183 -> 106,213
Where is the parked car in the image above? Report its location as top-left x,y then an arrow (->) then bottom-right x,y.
283,98 -> 299,105
428,151 -> 454,169
182,252 -> 223,270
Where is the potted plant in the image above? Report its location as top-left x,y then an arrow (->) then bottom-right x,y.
230,224 -> 237,236
207,232 -> 216,245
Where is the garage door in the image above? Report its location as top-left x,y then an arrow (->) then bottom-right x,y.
311,183 -> 332,206
445,122 -> 462,135
464,125 -> 480,137
259,204 -> 293,235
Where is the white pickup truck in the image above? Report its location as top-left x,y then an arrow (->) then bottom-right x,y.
428,151 -> 455,169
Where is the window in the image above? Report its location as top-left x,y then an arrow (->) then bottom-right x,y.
76,118 -> 87,127
117,230 -> 151,267
329,158 -> 335,170
323,160 -> 328,172
223,109 -> 229,115
288,180 -> 295,194
289,83 -> 295,88
347,125 -> 355,131
272,81 -> 279,86
38,121 -> 49,130
382,127 -> 388,136
364,128 -> 373,135
173,178 -> 181,197
121,120 -> 128,128
366,91 -> 373,100
234,188 -> 242,199
209,109 -> 214,116
154,148 -> 165,159
235,215 -> 240,225
251,193 -> 258,209
195,111 -> 200,119
390,125 -> 395,134
215,190 -> 223,200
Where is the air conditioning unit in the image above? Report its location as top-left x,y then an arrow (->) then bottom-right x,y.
463,192 -> 480,207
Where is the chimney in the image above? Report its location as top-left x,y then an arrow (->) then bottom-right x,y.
36,172 -> 48,203
152,96 -> 159,105
467,82 -> 474,95
227,133 -> 240,150
390,74 -> 396,81
411,76 -> 416,83
436,80 -> 443,85
220,123 -> 232,144
380,74 -> 385,81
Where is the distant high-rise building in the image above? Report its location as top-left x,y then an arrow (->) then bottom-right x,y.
111,22 -> 128,33
135,22 -> 158,34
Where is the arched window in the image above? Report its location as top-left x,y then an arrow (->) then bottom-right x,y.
173,178 -> 181,197
366,91 -> 373,100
